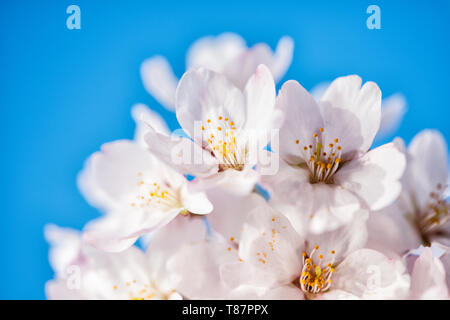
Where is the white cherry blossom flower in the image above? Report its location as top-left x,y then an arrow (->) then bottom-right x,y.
45,225 -> 182,300
263,75 -> 406,234
78,107 -> 212,252
141,33 -> 293,111
367,130 -> 449,256
145,64 -> 281,195
167,204 -> 410,300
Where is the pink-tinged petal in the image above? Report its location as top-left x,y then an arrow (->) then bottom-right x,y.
180,185 -> 213,215
167,241 -> 238,299
46,280 -> 86,300
186,32 -> 246,73
77,140 -> 162,212
45,225 -> 83,276
305,210 -> 369,264
408,129 -> 449,210
277,80 -> 324,164
228,284 -> 304,300
140,56 -> 178,111
316,289 -> 360,300
367,203 -> 421,258
238,203 -> 303,285
243,64 -> 276,132
144,125 -> 218,178
333,249 -> 410,299
376,94 -> 407,141
410,247 -> 449,299
206,190 -> 267,242
263,160 -> 361,234
320,75 -> 381,156
175,67 -> 246,142
145,215 -> 207,292
131,103 -> 170,147
334,141 -> 406,211
83,208 -> 180,252
224,43 -> 274,90
191,167 -> 260,195
270,36 -> 294,82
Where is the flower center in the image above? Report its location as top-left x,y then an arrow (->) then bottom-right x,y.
130,172 -> 183,212
419,183 -> 449,234
200,116 -> 245,171
299,245 -> 336,294
295,128 -> 342,183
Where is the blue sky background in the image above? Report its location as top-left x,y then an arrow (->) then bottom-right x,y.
0,0 -> 449,299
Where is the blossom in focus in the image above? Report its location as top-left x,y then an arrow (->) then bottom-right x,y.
367,130 -> 449,256
167,203 -> 410,300
145,64 -> 281,195
77,106 -> 212,252
45,225 -> 182,300
141,33 -> 294,111
263,75 -> 406,234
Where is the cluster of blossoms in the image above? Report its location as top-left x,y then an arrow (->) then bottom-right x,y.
46,33 -> 449,300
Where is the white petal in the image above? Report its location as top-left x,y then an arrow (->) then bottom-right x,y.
77,140 -> 163,212
305,210 -> 369,264
333,249 -> 410,299
366,204 -> 421,257
144,125 -> 219,177
180,185 -> 213,215
270,36 -> 294,82
175,67 -> 246,142
320,75 -> 381,156
186,32 -> 246,73
334,141 -> 406,211
206,190 -> 266,241
83,208 -> 180,252
145,215 -> 207,292
224,43 -> 274,90
408,129 -> 449,210
167,240 -> 238,299
131,103 -> 170,147
243,64 -> 276,132
191,167 -> 260,195
45,224 -> 82,276
410,248 -> 449,299
238,203 -> 303,285
277,80 -> 324,164
140,56 -> 178,111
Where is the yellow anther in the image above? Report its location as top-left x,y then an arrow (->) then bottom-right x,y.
295,139 -> 299,144
335,158 -> 341,164
334,138 -> 339,143
313,133 -> 318,138
207,119 -> 211,123
201,126 -> 205,130
320,128 -> 324,132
